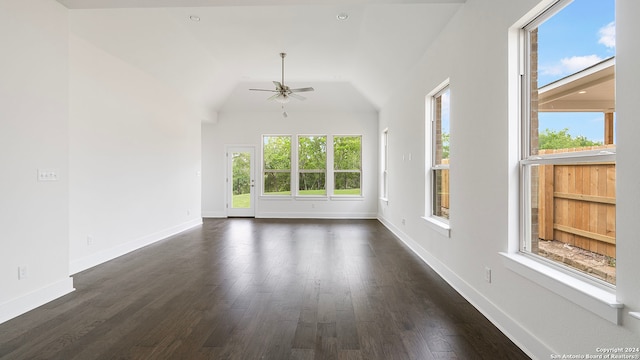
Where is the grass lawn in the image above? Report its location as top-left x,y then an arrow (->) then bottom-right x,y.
333,188 -> 361,195
232,193 -> 250,208
262,191 -> 292,196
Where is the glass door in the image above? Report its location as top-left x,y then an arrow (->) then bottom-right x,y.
227,146 -> 255,217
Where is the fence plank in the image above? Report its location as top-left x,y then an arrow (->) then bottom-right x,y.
539,165 -> 554,240
553,224 -> 616,245
553,192 -> 615,204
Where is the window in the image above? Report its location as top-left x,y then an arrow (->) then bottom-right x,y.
263,135 -> 291,195
520,0 -> 616,285
381,129 -> 389,200
333,135 -> 362,196
298,135 -> 326,195
429,84 -> 450,221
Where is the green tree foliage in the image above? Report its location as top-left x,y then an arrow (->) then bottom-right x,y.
264,136 -> 291,170
298,136 -> 326,170
539,128 -> 602,150
334,136 -> 361,170
441,132 -> 449,159
232,152 -> 250,195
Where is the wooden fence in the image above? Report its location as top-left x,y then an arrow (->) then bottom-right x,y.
537,146 -> 616,258
441,159 -> 449,209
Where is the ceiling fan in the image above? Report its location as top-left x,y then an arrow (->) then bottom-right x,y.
249,53 -> 315,111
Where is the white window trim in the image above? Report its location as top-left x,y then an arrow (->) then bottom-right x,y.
381,128 -> 389,201
296,134 -> 328,197
262,134 -> 293,197
421,215 -> 451,237
333,134 -> 363,197
425,79 -> 451,230
500,252 -> 622,324
505,0 -> 623,325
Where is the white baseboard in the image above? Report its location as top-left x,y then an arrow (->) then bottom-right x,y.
256,211 -> 377,219
202,211 -> 227,218
69,218 -> 203,275
0,277 -> 74,325
377,216 -> 549,360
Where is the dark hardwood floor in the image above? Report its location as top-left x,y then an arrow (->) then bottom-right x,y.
0,219 -> 529,359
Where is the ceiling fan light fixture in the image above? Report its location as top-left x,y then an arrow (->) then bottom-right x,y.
275,93 -> 290,104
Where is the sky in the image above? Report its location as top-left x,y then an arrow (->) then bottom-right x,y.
537,0 -> 616,143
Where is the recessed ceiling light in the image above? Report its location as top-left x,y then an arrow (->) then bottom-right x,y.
578,90 -> 587,94
189,15 -> 200,22
337,13 -> 349,21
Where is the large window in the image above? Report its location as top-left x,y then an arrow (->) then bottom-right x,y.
429,84 -> 450,221
263,135 -> 292,195
298,135 -> 327,195
333,135 -> 362,196
520,0 -> 616,285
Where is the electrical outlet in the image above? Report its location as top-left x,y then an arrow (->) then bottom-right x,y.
484,267 -> 492,283
401,218 -> 406,225
86,236 -> 94,246
18,266 -> 28,280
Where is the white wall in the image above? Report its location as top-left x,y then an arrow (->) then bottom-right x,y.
68,32 -> 203,274
202,110 -> 378,218
0,0 -> 74,323
378,0 -> 640,358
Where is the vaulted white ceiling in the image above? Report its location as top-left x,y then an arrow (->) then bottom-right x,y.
58,0 -> 464,120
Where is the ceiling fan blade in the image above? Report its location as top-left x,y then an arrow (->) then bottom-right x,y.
290,87 -> 314,93
249,88 -> 278,92
266,93 -> 280,101
273,81 -> 284,90
289,93 -> 306,101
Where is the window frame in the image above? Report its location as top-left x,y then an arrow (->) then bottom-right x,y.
261,135 -> 293,197
333,135 -> 362,197
519,0 -> 617,288
503,0 -> 623,325
296,134 -> 327,197
422,80 -> 451,236
381,129 -> 389,201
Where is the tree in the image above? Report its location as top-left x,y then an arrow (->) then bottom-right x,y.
441,132 -> 449,159
538,128 -> 602,150
232,152 -> 250,195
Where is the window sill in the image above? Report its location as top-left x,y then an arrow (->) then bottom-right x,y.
421,216 -> 451,238
380,197 -> 389,205
499,252 -> 623,324
330,195 -> 364,201
260,195 -> 293,201
295,195 -> 329,201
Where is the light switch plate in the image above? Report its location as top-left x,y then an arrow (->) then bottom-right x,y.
37,169 -> 58,181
